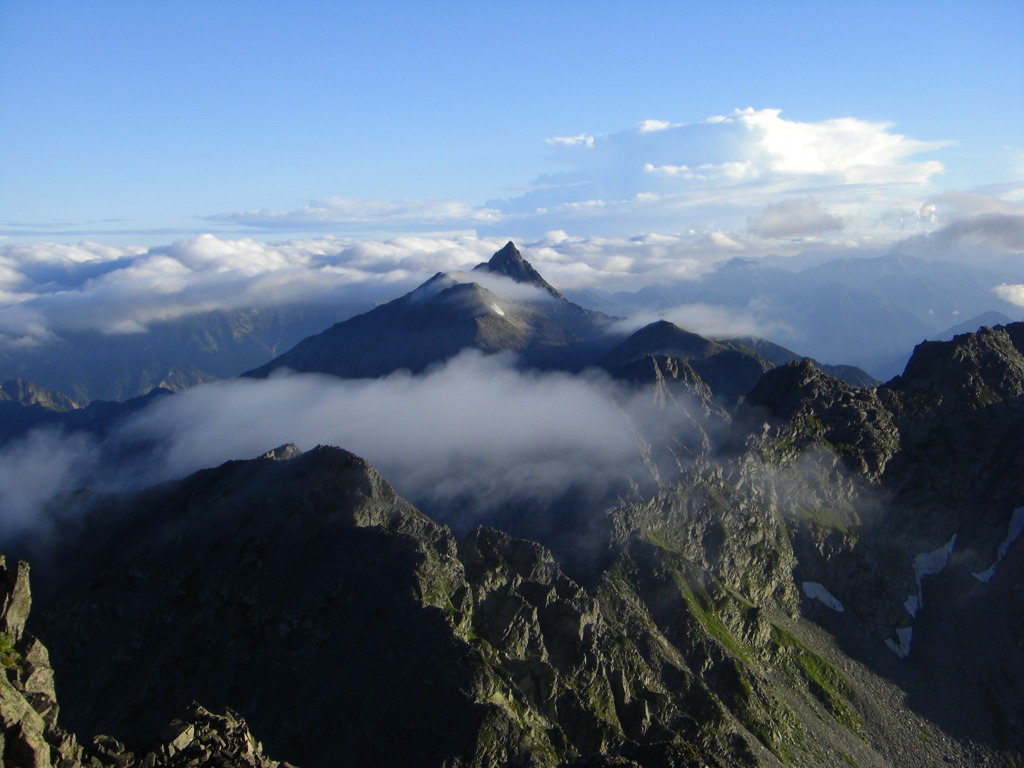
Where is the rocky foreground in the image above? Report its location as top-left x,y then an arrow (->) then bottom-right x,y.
0,556 -> 295,767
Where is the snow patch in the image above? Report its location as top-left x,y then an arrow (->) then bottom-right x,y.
904,594 -> 920,617
904,533 -> 957,617
972,506 -> 1024,583
890,534 -> 956,657
490,303 -> 506,317
802,582 -> 844,612
885,626 -> 913,659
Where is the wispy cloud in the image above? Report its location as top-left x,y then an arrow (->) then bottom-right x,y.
205,196 -> 502,231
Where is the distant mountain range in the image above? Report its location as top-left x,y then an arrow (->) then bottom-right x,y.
247,241 -> 875,395
0,244 -> 881,448
0,303 -> 354,402
4,242 -> 1018,402
567,253 -> 1024,379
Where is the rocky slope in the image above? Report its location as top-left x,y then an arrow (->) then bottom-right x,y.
740,323 -> 1024,757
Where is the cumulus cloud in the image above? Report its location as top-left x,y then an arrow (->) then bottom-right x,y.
0,351 -> 707,536
487,107 -> 950,241
188,107 -> 953,248
993,283 -> 1024,307
0,234 -> 502,345
747,198 -> 844,238
896,190 -> 1024,252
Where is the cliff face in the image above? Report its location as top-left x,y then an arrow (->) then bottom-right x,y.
742,324 -> 1024,755
0,556 -> 84,768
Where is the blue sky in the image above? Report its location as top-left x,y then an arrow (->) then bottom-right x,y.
2,0 -> 1021,248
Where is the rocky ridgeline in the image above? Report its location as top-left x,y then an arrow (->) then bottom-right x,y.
741,324 -> 1024,756
0,557 -> 293,768
25,441 -> 976,768
7,323 -> 1024,766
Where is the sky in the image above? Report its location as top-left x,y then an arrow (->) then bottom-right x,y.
1,1 -> 1021,248
0,0 -> 1023,354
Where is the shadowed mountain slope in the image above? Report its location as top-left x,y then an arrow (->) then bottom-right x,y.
26,442 -> 986,768
245,242 -> 618,379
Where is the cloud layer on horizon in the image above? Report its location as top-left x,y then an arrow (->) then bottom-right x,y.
2,186 -> 1023,352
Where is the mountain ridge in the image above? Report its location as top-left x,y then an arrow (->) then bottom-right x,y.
13,321 -> 1024,766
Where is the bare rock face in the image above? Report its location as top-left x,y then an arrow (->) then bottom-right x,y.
0,556 -> 294,768
0,555 -> 84,768
737,326 -> 1024,757
87,705 -> 297,768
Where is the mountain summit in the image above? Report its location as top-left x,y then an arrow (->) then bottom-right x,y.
244,242 -> 616,379
473,241 -> 564,299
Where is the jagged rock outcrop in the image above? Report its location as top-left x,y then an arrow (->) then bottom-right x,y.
734,326 -> 1024,758
0,557 -> 293,768
0,556 -> 85,768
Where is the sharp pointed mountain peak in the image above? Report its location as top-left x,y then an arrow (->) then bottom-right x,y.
473,241 -> 564,299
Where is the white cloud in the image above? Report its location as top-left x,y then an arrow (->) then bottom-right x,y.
487,107 -> 951,242
0,428 -> 98,536
0,234 -> 501,342
637,119 -> 676,134
730,107 -> 948,181
0,350 -> 710,535
545,134 -> 595,149
748,198 -> 844,238
993,283 -> 1024,307
186,107 -> 966,250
